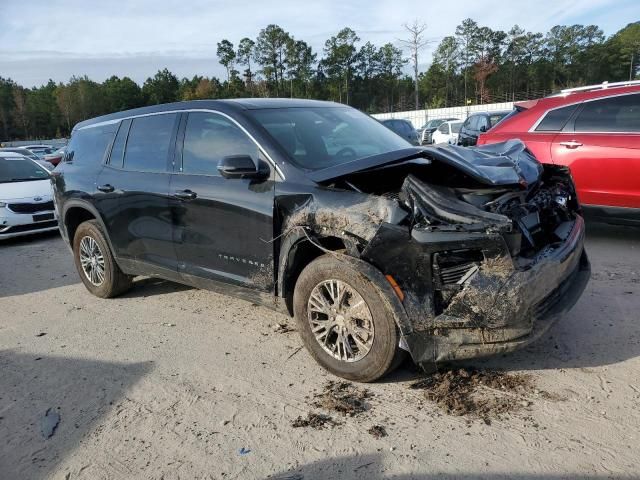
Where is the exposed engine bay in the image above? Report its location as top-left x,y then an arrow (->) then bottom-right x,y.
277,140 -> 590,367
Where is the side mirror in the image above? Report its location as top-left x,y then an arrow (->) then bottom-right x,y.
479,125 -> 487,133
218,155 -> 269,179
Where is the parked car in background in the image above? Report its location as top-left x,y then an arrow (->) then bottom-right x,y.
23,144 -> 57,159
52,99 -> 588,382
0,147 -> 40,162
417,118 -> 459,145
458,111 -> 511,146
43,147 -> 66,166
0,152 -> 58,239
431,120 -> 464,145
477,81 -> 640,225
380,119 -> 420,145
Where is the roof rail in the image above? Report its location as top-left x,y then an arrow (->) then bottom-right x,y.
561,80 -> 640,94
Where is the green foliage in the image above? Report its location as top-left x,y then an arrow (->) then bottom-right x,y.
1,21 -> 637,141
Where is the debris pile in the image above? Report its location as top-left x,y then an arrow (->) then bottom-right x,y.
367,425 -> 388,439
410,368 -> 536,420
291,412 -> 340,429
313,381 -> 372,416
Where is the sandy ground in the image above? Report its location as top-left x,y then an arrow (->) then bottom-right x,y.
0,222 -> 639,480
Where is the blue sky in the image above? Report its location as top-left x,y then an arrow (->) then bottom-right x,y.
1,0 -> 638,87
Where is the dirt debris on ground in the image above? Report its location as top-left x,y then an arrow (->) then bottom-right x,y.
367,425 -> 387,439
410,368 -> 542,420
272,322 -> 295,334
291,412 -> 340,429
312,381 -> 372,416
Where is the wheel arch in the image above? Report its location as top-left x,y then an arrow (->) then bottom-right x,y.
278,231 -> 347,316
62,201 -> 116,256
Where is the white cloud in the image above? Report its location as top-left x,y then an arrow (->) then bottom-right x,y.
0,0 -> 637,86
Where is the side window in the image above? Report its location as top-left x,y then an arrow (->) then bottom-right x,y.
66,124 -> 118,165
438,124 -> 448,133
108,119 -> 131,168
181,112 -> 260,175
478,116 -> 490,131
574,94 -> 640,133
123,113 -> 178,172
535,104 -> 579,132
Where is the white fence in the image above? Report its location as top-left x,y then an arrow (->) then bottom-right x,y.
372,102 -> 515,128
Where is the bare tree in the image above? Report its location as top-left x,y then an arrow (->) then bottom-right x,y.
399,20 -> 430,110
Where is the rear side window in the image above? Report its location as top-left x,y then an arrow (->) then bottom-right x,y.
66,124 -> 117,165
535,104 -> 579,132
123,114 -> 178,172
574,94 -> 640,133
108,119 -> 131,168
181,112 -> 259,175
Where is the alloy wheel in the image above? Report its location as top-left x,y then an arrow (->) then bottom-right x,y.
307,279 -> 375,362
79,236 -> 105,286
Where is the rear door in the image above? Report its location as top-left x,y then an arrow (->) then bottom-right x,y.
169,111 -> 275,292
97,113 -> 179,272
551,93 -> 640,208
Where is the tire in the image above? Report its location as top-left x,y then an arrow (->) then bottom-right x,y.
293,254 -> 403,382
72,220 -> 132,298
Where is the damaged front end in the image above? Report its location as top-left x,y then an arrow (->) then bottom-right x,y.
278,140 -> 590,370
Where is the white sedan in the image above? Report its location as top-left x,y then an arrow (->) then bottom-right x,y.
431,120 -> 464,145
0,152 -> 58,239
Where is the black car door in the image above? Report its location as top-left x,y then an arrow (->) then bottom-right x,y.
96,113 -> 179,273
169,111 -> 275,292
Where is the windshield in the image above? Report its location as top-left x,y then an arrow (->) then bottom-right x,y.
451,122 -> 462,133
0,157 -> 50,183
249,107 -> 411,170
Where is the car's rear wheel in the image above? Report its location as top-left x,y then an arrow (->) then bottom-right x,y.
293,254 -> 403,382
73,220 -> 132,298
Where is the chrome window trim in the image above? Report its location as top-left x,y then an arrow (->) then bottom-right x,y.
78,108 -> 285,179
528,91 -> 640,133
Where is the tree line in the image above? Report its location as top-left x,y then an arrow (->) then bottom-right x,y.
1,19 -> 638,140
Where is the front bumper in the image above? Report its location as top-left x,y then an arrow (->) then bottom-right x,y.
0,208 -> 58,240
402,216 -> 590,366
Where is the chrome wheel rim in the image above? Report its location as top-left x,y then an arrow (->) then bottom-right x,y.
307,279 -> 374,362
79,236 -> 105,286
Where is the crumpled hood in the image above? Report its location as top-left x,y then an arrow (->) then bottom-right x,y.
309,139 -> 543,187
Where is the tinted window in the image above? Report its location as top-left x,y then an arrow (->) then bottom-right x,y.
574,94 -> 640,132
181,112 -> 259,175
535,105 -> 579,132
108,119 -> 131,168
123,114 -> 178,172
489,113 -> 508,127
479,116 -> 491,131
467,115 -> 480,130
250,107 -> 409,170
67,124 -> 117,165
399,121 -> 413,135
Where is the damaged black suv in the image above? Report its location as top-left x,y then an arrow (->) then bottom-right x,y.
53,99 -> 590,382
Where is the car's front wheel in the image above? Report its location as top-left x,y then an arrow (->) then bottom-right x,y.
72,220 -> 132,298
293,254 -> 403,382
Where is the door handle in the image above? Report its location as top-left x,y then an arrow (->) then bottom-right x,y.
559,141 -> 583,149
97,184 -> 114,193
174,189 -> 197,200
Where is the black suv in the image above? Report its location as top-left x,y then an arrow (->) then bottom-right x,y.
380,119 -> 419,145
53,99 -> 589,382
457,111 -> 511,146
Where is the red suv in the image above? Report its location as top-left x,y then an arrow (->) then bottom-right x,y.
478,81 -> 640,225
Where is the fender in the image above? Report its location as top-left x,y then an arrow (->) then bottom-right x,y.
60,199 -> 119,260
